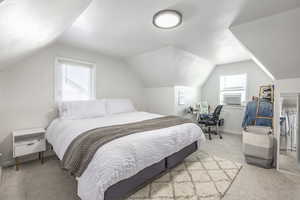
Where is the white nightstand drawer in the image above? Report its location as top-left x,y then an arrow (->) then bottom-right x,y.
14,139 -> 46,157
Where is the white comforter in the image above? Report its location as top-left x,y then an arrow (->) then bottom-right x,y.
46,112 -> 205,200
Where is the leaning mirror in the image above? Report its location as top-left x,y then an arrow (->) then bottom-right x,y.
278,93 -> 300,175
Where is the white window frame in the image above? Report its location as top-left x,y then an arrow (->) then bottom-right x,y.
55,57 -> 96,102
178,87 -> 186,105
219,74 -> 247,106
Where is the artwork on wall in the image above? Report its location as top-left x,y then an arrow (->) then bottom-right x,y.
259,85 -> 274,102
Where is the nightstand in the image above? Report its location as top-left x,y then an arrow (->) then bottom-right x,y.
12,128 -> 46,170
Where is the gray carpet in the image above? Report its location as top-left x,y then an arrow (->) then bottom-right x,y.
203,133 -> 300,200
1,133 -> 300,200
127,151 -> 242,200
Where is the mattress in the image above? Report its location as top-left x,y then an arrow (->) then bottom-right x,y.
46,112 -> 205,200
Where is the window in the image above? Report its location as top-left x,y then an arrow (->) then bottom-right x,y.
178,87 -> 185,105
219,74 -> 247,106
55,57 -> 96,102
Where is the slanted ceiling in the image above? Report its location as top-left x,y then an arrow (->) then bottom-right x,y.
59,0 -> 250,65
231,6 -> 300,80
127,46 -> 214,88
232,0 -> 300,26
0,0 -> 92,68
1,0 -> 300,85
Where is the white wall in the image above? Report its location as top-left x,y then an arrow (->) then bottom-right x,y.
0,43 -> 145,163
144,86 -> 200,118
202,60 -> 273,134
276,78 -> 300,93
174,86 -> 199,117
144,87 -> 175,115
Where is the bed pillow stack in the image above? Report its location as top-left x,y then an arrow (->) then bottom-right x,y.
106,99 -> 136,115
58,99 -> 136,119
58,100 -> 107,119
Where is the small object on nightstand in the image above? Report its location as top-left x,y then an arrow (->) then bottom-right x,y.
12,128 -> 46,171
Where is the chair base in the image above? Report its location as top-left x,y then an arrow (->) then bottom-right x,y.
201,126 -> 222,140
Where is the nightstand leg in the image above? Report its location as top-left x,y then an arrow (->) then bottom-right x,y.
38,152 -> 41,160
15,158 -> 19,171
41,152 -> 44,164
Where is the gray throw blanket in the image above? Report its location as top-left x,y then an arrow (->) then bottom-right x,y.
62,116 -> 195,177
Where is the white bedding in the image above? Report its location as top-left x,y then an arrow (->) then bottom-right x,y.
46,112 -> 205,200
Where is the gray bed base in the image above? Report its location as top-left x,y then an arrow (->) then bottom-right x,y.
104,141 -> 198,200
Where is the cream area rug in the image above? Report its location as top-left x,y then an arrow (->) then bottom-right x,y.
127,151 -> 242,200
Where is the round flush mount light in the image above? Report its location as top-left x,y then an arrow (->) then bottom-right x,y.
153,10 -> 182,29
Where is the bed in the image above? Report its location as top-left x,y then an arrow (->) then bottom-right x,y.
46,99 -> 205,200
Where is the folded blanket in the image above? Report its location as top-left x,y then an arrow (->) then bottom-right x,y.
62,116 -> 195,177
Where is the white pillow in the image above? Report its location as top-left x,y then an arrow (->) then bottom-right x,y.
58,100 -> 106,119
106,99 -> 136,115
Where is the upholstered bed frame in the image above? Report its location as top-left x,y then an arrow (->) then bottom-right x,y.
104,141 -> 198,200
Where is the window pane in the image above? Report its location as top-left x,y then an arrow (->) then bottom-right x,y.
56,59 -> 95,102
220,74 -> 246,91
220,74 -> 247,105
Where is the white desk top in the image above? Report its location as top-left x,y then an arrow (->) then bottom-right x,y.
12,128 -> 45,137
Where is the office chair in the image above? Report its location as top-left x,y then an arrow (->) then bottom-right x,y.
198,105 -> 223,140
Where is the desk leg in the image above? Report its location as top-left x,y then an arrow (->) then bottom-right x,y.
15,158 -> 19,171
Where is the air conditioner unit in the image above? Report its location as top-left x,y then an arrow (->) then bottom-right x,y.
223,94 -> 241,105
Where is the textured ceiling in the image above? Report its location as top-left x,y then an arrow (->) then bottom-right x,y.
1,0 -> 300,84
231,7 -> 300,80
232,0 -> 300,26
58,0 -> 300,66
59,0 -> 251,65
127,46 -> 214,87
58,0 -> 300,87
0,0 -> 92,69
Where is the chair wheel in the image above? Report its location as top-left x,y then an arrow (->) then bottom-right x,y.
220,136 -> 223,139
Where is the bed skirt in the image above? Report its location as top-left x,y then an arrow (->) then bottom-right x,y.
104,141 -> 198,200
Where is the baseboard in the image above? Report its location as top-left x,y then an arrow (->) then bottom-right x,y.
221,129 -> 242,135
1,150 -> 56,168
0,166 -> 2,185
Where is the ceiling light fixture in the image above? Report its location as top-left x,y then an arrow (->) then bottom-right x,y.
153,10 -> 182,29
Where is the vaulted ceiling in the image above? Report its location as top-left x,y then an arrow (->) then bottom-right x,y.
0,0 -> 92,69
232,0 -> 300,26
59,0 -> 250,65
127,46 -> 214,87
1,0 -> 300,85
231,6 -> 300,80
58,0 -> 300,87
